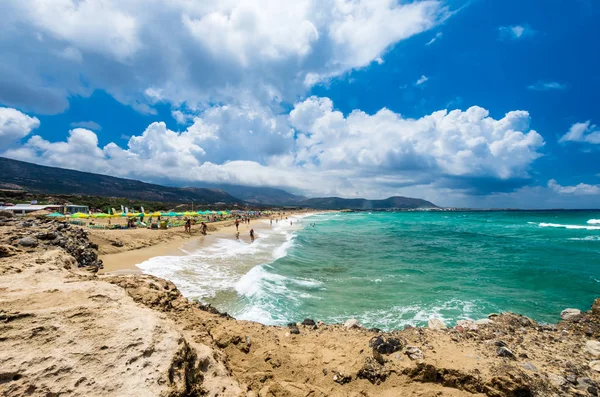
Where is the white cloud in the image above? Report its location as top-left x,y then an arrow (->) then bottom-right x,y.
0,107 -> 40,148
559,121 -> 600,144
3,98 -> 545,201
548,179 -> 600,195
0,0 -> 451,114
70,121 -> 101,131
415,75 -> 429,85
425,32 -> 443,46
498,25 -> 535,40
527,81 -> 567,91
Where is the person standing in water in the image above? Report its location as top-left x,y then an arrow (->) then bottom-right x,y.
249,228 -> 255,242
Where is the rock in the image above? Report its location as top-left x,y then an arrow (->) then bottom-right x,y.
17,237 -> 38,247
344,319 -> 360,329
111,240 -> 124,247
593,299 -> 600,316
287,323 -> 300,335
405,346 -> 424,360
474,318 -> 493,326
522,362 -> 537,371
35,231 -> 57,240
357,357 -> 389,384
585,340 -> 600,357
428,318 -> 446,330
547,373 -> 566,388
456,319 -> 478,332
369,335 -> 404,354
301,318 -> 316,326
0,244 -> 22,257
590,361 -> 600,372
332,371 -> 351,385
561,308 -> 582,321
497,346 -> 515,359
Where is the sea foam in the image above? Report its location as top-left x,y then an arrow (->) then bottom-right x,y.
538,222 -> 600,230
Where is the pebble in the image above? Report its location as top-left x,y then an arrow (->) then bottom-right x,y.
547,373 -> 566,388
344,319 -> 360,329
497,346 -> 515,359
405,346 -> 424,360
590,361 -> 600,372
428,318 -> 446,330
522,362 -> 537,371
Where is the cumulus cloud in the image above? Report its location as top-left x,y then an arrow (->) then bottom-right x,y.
70,121 -> 101,131
559,121 -> 600,144
548,179 -> 600,195
0,0 -> 451,114
498,25 -> 535,40
0,107 -> 40,148
2,99 -> 545,199
527,81 -> 567,91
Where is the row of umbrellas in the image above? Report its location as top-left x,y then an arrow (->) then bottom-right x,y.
47,210 -> 235,219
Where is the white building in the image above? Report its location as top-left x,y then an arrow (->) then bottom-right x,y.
0,204 -> 89,215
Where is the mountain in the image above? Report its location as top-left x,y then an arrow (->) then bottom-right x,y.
298,196 -> 437,210
194,184 -> 306,206
0,157 -> 240,204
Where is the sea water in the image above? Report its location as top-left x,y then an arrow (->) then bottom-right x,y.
138,211 -> 600,330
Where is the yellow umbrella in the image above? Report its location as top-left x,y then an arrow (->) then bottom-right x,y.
151,211 -> 162,217
184,211 -> 197,216
70,212 -> 89,218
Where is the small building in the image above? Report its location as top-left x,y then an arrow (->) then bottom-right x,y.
0,204 -> 89,215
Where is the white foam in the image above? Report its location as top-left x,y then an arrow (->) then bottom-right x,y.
569,236 -> 600,241
538,222 -> 600,230
588,219 -> 600,225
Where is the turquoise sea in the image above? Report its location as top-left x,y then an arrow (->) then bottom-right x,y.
138,211 -> 600,330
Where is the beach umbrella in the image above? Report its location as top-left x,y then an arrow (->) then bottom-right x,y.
151,211 -> 162,217
46,212 -> 66,218
196,211 -> 204,215
70,212 -> 89,218
175,212 -> 184,216
161,211 -> 177,217
184,211 -> 197,216
92,213 -> 110,218
126,212 -> 140,217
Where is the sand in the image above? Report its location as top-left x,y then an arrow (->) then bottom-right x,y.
95,216 -> 293,274
2,215 -> 600,396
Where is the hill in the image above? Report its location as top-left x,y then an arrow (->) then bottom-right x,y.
298,196 -> 437,210
194,183 -> 306,206
0,157 -> 240,204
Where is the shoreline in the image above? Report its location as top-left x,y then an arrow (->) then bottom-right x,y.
98,212 -> 314,274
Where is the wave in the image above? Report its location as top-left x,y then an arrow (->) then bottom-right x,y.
537,222 -> 600,230
569,236 -> 600,241
588,219 -> 600,225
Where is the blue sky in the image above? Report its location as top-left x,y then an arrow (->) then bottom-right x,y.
0,0 -> 599,208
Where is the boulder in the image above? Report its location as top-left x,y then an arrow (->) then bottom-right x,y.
369,335 -> 404,354
301,318 -> 316,326
17,237 -> 38,247
561,308 -> 582,321
344,319 -> 361,329
585,340 -> 600,357
590,361 -> 600,372
428,318 -> 446,330
474,318 -> 493,326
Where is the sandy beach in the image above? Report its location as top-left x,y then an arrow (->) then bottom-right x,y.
95,215 -> 300,274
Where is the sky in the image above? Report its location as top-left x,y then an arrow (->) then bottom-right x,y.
0,0 -> 599,208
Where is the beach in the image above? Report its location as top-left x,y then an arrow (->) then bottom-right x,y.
2,214 -> 600,396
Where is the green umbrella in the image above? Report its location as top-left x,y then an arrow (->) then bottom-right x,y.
46,212 -> 66,218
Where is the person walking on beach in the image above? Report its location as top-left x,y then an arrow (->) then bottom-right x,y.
185,218 -> 191,233
201,222 -> 208,235
235,219 -> 240,231
249,228 -> 255,242
235,231 -> 240,240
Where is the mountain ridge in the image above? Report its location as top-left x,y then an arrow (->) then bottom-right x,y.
0,157 -> 437,209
